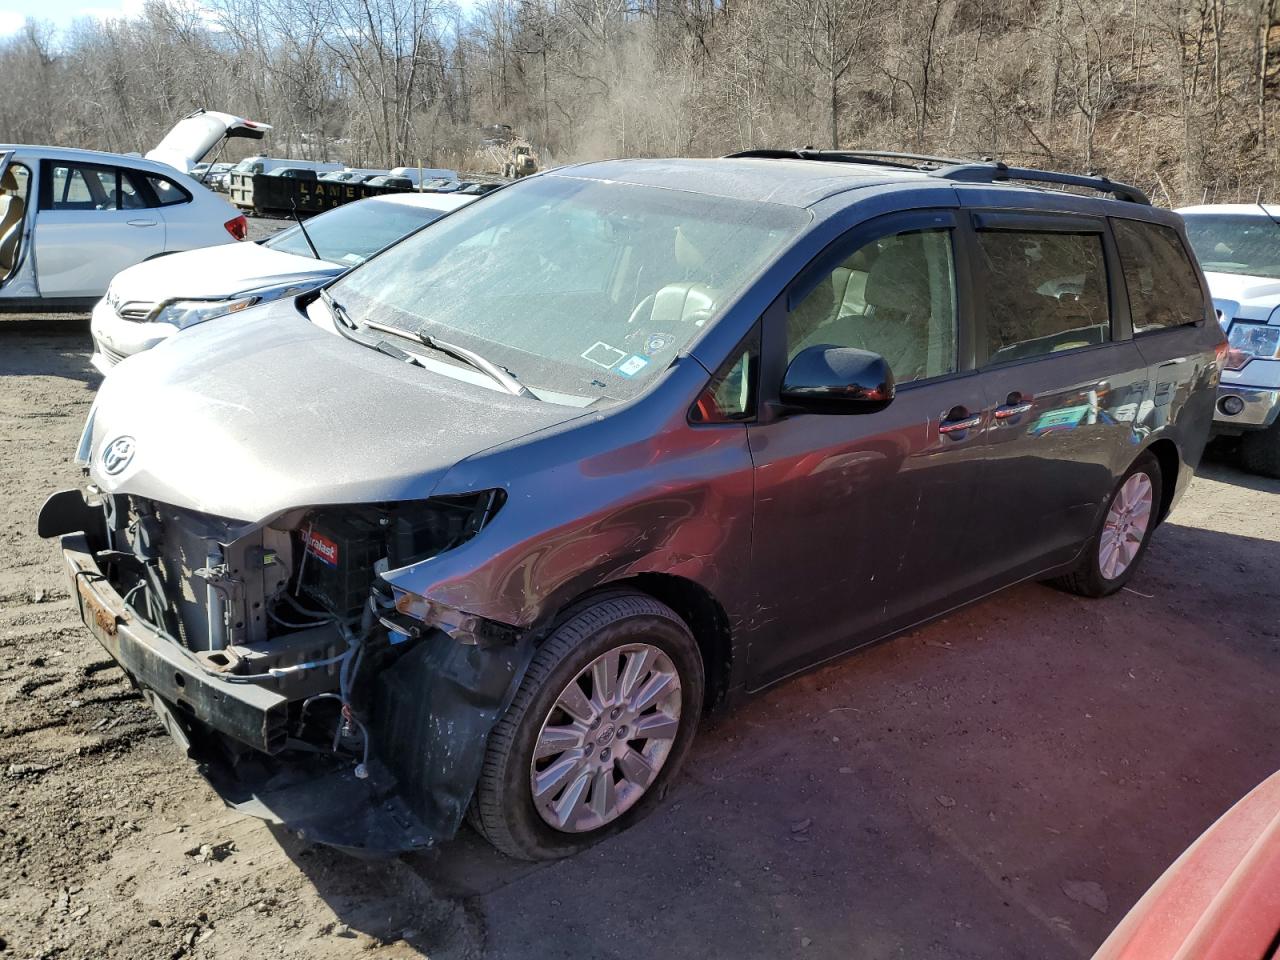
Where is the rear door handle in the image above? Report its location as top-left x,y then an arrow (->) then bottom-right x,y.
993,391 -> 1033,420
127,219 -> 157,227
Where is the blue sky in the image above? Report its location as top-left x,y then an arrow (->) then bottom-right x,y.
1,0 -> 161,37
0,0 -> 475,38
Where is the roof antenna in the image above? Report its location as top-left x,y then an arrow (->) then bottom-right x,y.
289,197 -> 321,260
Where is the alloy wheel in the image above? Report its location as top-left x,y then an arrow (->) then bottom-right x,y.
1099,472 -> 1154,580
529,643 -> 682,833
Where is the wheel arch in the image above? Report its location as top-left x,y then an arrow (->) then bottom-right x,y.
1141,437 -> 1181,524
545,573 -> 736,713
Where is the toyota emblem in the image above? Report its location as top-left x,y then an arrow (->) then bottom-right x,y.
101,436 -> 136,475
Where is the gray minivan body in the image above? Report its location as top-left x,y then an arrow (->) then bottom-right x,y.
42,156 -> 1225,856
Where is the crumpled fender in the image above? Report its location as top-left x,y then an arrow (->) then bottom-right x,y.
380,357 -> 756,636
371,627 -> 539,842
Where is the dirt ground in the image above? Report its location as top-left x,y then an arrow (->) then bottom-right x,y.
2,301 -> 1278,960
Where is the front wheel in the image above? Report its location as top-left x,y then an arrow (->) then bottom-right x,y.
469,592 -> 704,860
1051,452 -> 1162,598
1239,419 -> 1280,478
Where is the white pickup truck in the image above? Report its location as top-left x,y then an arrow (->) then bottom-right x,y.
1179,204 -> 1280,476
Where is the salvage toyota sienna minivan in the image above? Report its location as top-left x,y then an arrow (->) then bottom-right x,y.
41,150 -> 1225,860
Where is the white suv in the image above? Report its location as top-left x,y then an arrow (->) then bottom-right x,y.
1180,204 -> 1280,476
0,110 -> 268,312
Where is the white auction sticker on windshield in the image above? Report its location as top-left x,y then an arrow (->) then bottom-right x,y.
582,342 -> 626,369
616,354 -> 650,377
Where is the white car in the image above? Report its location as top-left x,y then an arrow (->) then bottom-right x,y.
1179,204 -> 1280,475
0,110 -> 268,312
90,190 -> 475,372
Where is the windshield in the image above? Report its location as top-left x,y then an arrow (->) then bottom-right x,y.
1183,214 -> 1280,280
265,200 -> 453,266
330,176 -> 808,401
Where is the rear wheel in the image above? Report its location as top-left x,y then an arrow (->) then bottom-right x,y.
470,592 -> 704,860
1239,421 -> 1280,478
1052,452 -> 1162,598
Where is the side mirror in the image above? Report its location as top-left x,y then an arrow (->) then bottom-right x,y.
780,344 -> 895,414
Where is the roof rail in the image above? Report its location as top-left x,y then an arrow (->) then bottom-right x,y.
724,148 -> 966,170
725,148 -> 1150,204
931,161 -> 1150,205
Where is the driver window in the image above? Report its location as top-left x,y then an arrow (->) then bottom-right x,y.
786,228 -> 957,384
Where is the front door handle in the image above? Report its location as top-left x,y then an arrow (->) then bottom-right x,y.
127,219 -> 157,227
939,406 -> 982,435
993,391 -> 1034,420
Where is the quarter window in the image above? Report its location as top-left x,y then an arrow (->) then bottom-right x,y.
787,228 -> 957,384
146,174 -> 190,207
1112,219 -> 1206,332
692,335 -> 758,423
976,230 -> 1110,365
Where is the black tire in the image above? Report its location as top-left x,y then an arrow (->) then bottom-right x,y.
470,591 -> 704,861
1239,421 -> 1280,478
1051,452 -> 1163,598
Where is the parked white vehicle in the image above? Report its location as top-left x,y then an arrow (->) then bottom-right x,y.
1179,203 -> 1280,475
0,110 -> 268,311
145,110 -> 270,175
89,191 -> 475,371
390,166 -> 459,185
228,156 -> 345,178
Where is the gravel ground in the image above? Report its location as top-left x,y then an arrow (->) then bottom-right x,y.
1,300 -> 1277,960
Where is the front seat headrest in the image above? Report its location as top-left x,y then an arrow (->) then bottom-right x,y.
863,239 -> 932,317
649,282 -> 717,327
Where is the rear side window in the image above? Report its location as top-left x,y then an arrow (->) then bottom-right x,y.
43,162 -> 150,212
119,172 -> 146,209
1112,220 -> 1206,332
46,164 -> 111,210
976,230 -> 1110,365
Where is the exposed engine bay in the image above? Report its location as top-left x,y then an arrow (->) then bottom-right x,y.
48,486 -> 530,852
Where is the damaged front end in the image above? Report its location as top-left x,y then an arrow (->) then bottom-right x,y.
40,486 -> 533,855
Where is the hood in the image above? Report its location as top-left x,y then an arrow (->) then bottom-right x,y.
86,301 -> 588,523
145,109 -> 272,174
109,241 -> 338,304
1204,271 -> 1280,323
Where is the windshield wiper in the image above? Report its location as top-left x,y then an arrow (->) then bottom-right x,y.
364,319 -> 537,399
319,288 -> 356,329
374,340 -> 423,365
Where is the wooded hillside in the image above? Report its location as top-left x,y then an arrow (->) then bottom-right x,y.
1,0 -> 1277,206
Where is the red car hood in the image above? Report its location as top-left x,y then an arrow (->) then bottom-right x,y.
1093,770 -> 1280,960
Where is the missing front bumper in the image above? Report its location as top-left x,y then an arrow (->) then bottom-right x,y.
58,530 -> 436,853
52,515 -> 536,855
59,531 -> 290,753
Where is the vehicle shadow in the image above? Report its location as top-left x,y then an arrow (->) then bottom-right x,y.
0,314 -> 99,387
276,518 -> 1280,960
